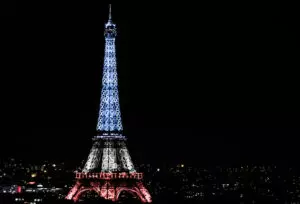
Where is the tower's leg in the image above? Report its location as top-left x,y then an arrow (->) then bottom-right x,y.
65,181 -> 81,201
115,184 -> 152,203
73,186 -> 88,202
100,181 -> 109,199
136,182 -> 152,203
108,186 -> 116,201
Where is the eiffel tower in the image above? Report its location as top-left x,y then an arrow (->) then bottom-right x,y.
66,5 -> 152,203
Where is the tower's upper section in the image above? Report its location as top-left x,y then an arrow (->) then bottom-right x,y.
104,4 -> 117,38
97,4 -> 123,134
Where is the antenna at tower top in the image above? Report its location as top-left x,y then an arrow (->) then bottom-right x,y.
109,4 -> 112,21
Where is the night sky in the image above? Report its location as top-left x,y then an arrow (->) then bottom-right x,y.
0,0 -> 15,16
1,2 -> 299,166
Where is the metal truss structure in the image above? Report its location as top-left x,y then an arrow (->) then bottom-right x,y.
66,5 -> 152,203
96,4 -> 122,133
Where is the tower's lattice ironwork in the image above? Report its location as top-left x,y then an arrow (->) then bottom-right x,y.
66,5 -> 152,203
97,13 -> 123,133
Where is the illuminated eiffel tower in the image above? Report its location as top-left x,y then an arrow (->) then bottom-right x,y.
66,5 -> 152,203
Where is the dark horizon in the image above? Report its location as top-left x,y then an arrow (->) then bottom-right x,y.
1,2 -> 299,165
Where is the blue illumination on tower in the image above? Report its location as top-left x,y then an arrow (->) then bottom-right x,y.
97,5 -> 123,133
